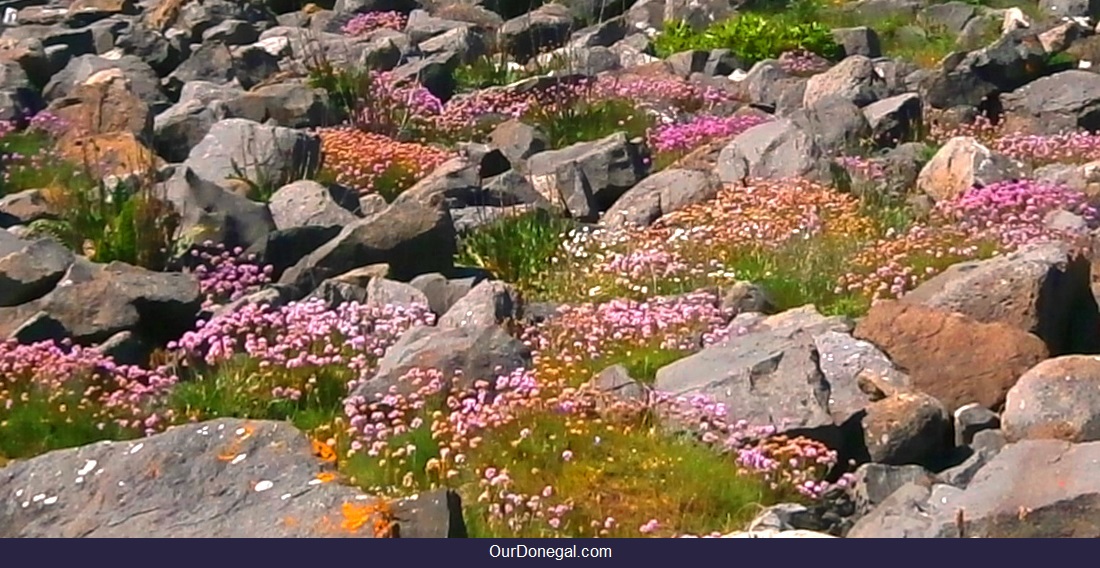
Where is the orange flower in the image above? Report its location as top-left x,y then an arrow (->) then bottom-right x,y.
311,439 -> 336,463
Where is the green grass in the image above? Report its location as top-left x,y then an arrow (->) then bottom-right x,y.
0,376 -> 143,461
524,96 -> 655,149
166,357 -> 352,428
27,176 -> 180,271
456,208 -> 578,296
0,130 -> 78,197
653,10 -> 842,65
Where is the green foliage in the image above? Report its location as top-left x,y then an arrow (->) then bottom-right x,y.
653,12 -> 843,66
166,357 -> 351,428
0,378 -> 141,461
0,129 -> 77,197
456,208 -> 577,296
306,58 -> 367,123
27,176 -> 180,271
454,53 -> 532,93
525,96 -> 654,149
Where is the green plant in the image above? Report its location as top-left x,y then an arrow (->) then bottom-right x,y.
525,96 -> 654,148
28,174 -> 179,270
653,12 -> 842,66
456,208 -> 577,295
454,52 -> 532,92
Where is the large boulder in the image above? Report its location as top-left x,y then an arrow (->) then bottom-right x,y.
279,199 -> 457,293
183,118 -> 322,190
0,232 -> 75,307
1003,355 -> 1100,442
0,418 -> 465,537
853,300 -> 1049,412
0,259 -> 201,346
901,242 -> 1100,356
915,136 -> 1027,202
601,168 -> 720,228
715,119 -> 831,184
849,439 -> 1100,537
1000,70 -> 1100,135
526,132 -> 648,221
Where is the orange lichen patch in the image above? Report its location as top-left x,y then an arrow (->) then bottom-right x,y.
315,472 -> 338,484
216,450 -> 239,462
311,439 -> 337,463
282,516 -> 299,528
340,500 -> 397,537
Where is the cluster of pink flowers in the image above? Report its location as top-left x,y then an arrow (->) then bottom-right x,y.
341,11 -> 407,36
189,242 -> 274,309
655,392 -> 848,499
647,113 -> 771,154
993,131 -> 1100,166
0,339 -> 178,443
523,291 -> 734,370
778,50 -> 832,75
936,179 -> 1100,247
170,298 -> 434,378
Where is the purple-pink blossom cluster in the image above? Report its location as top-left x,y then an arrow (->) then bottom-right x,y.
0,338 -> 178,442
189,242 -> 273,309
648,113 -> 772,154
341,11 -> 407,36
992,131 -> 1100,166
778,50 -> 832,75
170,298 -> 435,379
936,179 -> 1100,247
523,292 -> 734,372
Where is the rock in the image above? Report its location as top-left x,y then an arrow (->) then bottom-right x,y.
438,279 -> 522,329
715,119 -> 830,184
853,301 -> 1049,413
0,189 -> 56,227
279,199 -> 456,293
789,96 -> 872,156
0,259 -> 201,345
158,166 -> 276,253
268,180 -> 359,230
654,310 -> 840,445
0,418 -> 465,537
1003,355 -> 1100,442
803,55 -> 889,108
165,41 -> 279,95
832,27 -> 882,58
851,463 -> 938,514
351,323 -> 532,400
393,157 -> 483,210
601,168 -> 720,228
487,121 -> 548,173
42,53 -> 165,109
718,281 -> 776,316
954,403 -> 1000,446
55,131 -> 163,180
1001,70 -> 1100,135
153,99 -> 222,162
846,482 -> 963,538
901,241 -> 1100,356
498,3 -> 572,63
184,118 -> 322,191
813,330 -> 911,428
919,29 -> 1048,110
862,93 -> 922,147
861,391 -> 951,466
937,428 -> 1007,488
201,19 -> 261,45
526,132 -> 648,221
915,136 -> 1027,202
46,68 -> 152,140
409,272 -> 489,317
857,439 -> 1100,537
589,364 -> 650,415
1039,0 -> 1100,19
0,233 -> 75,307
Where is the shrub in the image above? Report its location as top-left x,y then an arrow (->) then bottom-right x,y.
653,13 -> 842,66
456,208 -> 577,296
